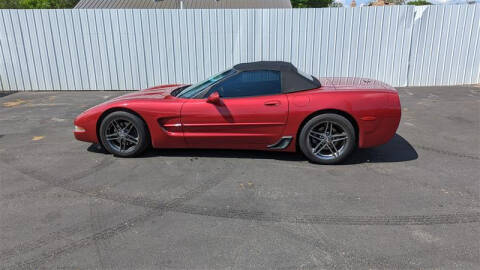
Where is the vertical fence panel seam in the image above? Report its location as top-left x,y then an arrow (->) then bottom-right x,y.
406,7 -> 416,87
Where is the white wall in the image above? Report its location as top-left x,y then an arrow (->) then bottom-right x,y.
0,5 -> 478,91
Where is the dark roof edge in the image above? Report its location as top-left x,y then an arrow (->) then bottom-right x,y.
233,61 -> 297,72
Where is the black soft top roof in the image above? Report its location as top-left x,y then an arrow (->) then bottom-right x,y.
233,61 -> 297,72
232,61 -> 321,93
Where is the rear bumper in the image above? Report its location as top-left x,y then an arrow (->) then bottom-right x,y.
358,92 -> 401,148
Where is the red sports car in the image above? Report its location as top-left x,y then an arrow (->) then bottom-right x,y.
74,61 -> 401,164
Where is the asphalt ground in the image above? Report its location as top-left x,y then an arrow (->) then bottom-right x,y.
0,85 -> 479,269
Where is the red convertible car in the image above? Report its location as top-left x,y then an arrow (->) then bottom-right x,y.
74,61 -> 401,164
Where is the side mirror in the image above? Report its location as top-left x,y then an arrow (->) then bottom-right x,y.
207,92 -> 221,105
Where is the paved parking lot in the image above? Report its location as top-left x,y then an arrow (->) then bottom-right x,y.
0,85 -> 479,269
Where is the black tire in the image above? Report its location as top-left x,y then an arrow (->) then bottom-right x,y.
99,111 -> 149,157
298,113 -> 356,164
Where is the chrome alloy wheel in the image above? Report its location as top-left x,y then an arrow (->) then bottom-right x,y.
308,121 -> 349,160
105,119 -> 139,153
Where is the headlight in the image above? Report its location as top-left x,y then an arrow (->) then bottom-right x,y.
74,125 -> 86,132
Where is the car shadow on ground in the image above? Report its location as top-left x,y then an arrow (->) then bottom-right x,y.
344,134 -> 418,164
87,134 -> 418,164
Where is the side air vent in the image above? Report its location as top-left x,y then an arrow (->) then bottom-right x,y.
267,136 -> 293,150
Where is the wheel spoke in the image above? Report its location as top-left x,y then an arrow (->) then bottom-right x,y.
124,134 -> 139,145
313,140 -> 327,154
106,133 -> 119,141
331,133 -> 347,142
324,122 -> 330,135
124,122 -> 134,134
330,142 -> 339,156
331,138 -> 347,143
114,120 -> 124,132
112,120 -> 119,131
325,143 -> 334,155
309,133 -> 324,141
118,138 -> 123,150
310,130 -> 324,137
331,132 -> 347,138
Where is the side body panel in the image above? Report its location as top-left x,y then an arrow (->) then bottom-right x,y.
180,95 -> 289,149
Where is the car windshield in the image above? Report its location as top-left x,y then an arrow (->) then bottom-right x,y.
176,69 -> 236,98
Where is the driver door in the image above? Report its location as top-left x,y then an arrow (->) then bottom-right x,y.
181,70 -> 288,148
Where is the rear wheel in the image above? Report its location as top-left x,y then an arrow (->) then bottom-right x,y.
298,114 -> 356,164
99,111 -> 149,157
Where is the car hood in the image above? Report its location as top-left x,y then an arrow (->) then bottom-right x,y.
111,84 -> 187,101
319,77 -> 396,92
77,84 -> 188,120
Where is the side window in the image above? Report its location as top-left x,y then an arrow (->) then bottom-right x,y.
210,70 -> 281,98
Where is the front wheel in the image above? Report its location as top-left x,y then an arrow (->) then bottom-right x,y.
298,114 -> 356,164
99,111 -> 149,157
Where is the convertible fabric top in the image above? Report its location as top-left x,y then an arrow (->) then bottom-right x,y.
233,61 -> 297,72
232,61 -> 321,93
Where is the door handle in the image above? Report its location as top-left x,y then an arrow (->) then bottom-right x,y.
264,100 -> 281,106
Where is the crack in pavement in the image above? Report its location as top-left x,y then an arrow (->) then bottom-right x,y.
0,157 -> 116,202
0,204 -> 128,263
413,144 -> 480,160
174,205 -> 480,225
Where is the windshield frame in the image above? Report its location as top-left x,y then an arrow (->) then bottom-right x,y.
175,69 -> 237,99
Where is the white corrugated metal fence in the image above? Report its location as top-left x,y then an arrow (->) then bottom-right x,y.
0,5 -> 479,91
